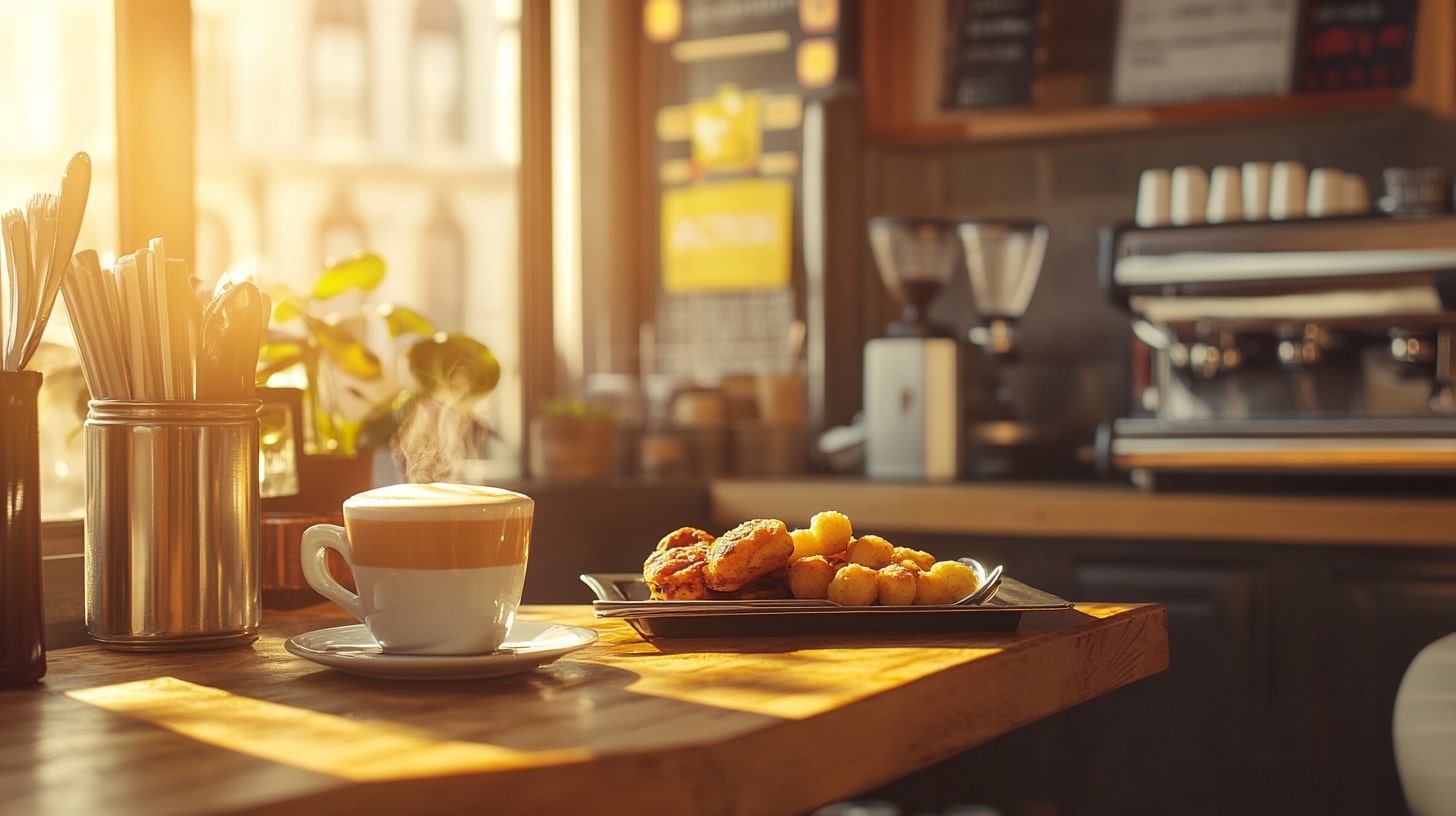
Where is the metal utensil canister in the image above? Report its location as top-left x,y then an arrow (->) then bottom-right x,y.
0,370 -> 46,686
84,400 -> 261,650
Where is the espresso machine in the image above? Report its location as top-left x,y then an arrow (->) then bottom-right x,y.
863,217 -> 1050,481
1098,213 -> 1456,489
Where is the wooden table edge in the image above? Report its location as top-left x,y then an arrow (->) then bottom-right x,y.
11,604 -> 1167,816
230,603 -> 1170,816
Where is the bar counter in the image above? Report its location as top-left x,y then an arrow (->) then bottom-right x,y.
708,478 -> 1456,547
2,601 -> 1167,816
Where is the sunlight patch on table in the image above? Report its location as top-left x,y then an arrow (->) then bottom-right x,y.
621,646 -> 1002,718
67,677 -> 591,781
1075,604 -> 1140,619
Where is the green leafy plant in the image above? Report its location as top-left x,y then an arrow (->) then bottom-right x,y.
257,251 -> 500,457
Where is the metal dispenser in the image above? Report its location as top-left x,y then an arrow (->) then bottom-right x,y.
863,217 -> 963,480
959,220 -> 1052,476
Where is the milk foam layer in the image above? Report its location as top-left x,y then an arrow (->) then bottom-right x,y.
344,483 -> 532,521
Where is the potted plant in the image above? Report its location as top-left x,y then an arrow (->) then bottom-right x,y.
529,397 -> 619,482
257,251 -> 500,506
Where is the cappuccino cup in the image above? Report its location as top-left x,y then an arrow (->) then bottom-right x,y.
300,483 -> 533,655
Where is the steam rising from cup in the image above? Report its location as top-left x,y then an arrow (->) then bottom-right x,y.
390,391 -> 490,483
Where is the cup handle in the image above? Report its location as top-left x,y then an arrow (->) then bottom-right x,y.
300,524 -> 364,622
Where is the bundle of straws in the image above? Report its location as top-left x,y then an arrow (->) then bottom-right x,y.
61,239 -> 269,402
1,152 -> 90,374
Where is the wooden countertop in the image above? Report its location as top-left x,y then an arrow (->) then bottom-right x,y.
709,478 -> 1456,547
3,602 -> 1167,816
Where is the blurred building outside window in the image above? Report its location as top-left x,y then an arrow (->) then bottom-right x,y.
17,0 -> 528,520
193,0 -> 524,485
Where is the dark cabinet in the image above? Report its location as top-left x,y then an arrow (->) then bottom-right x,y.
1315,550 -> 1456,816
865,534 -> 1456,816
1056,553 -> 1289,816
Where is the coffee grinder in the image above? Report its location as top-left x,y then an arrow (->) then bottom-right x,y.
863,217 -> 964,480
959,219 -> 1050,477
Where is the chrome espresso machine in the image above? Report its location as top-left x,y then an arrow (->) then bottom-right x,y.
1098,213 -> 1456,489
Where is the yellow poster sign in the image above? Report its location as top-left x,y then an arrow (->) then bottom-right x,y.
661,179 -> 793,293
689,84 -> 763,176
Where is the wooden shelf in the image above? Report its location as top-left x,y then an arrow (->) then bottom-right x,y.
861,0 -> 1455,146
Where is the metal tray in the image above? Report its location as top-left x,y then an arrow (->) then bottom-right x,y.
579,573 -> 1074,639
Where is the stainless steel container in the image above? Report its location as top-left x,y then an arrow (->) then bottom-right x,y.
84,400 -> 261,650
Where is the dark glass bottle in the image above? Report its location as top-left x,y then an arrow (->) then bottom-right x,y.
1,370 -> 45,687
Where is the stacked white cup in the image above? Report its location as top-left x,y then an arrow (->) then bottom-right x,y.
1135,162 -> 1371,226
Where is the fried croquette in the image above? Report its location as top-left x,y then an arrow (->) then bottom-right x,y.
914,560 -> 982,605
913,568 -> 958,605
847,535 -> 894,569
788,555 -> 836,599
789,527 -> 826,561
809,511 -> 853,554
643,513 -> 999,608
827,563 -> 879,606
931,560 -> 982,601
655,526 -> 715,553
703,518 -> 795,592
891,546 -> 935,571
643,544 -> 714,600
876,563 -> 918,606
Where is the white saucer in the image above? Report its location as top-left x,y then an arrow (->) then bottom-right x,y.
284,620 -> 599,681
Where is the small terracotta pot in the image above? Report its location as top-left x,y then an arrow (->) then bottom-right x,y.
529,415 -> 618,481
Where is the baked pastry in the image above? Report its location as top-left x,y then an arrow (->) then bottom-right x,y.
655,526 -> 715,553
703,518 -> 794,592
643,542 -> 714,600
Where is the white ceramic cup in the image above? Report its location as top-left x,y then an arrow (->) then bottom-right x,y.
1206,165 -> 1243,223
301,483 -> 534,655
1241,162 -> 1272,221
1306,168 -> 1345,218
1170,166 -> 1209,226
1135,168 -> 1171,227
1269,161 -> 1308,220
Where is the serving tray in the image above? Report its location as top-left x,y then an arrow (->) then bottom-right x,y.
579,573 -> 1074,639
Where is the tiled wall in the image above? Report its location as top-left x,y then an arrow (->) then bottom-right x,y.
653,288 -> 799,377
862,108 -> 1452,438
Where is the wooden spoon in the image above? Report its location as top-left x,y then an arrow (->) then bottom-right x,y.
3,210 -> 31,371
199,281 -> 265,400
18,152 -> 91,371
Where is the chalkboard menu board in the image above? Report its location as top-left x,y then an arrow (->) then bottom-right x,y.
1295,0 -> 1418,93
1110,0 -> 1299,105
941,0 -> 1040,109
937,0 -> 1420,111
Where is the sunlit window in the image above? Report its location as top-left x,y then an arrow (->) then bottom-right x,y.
0,1 -> 119,520
309,0 -> 372,146
412,0 -> 466,147
12,0 -> 531,521
193,0 -> 523,481
494,0 -> 522,166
